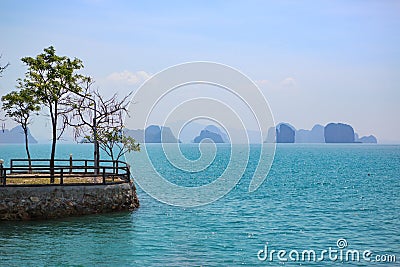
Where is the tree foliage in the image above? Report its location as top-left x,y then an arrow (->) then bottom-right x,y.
21,46 -> 86,138
1,47 -> 140,176
94,127 -> 140,161
2,84 -> 40,125
21,46 -> 88,180
1,85 -> 40,171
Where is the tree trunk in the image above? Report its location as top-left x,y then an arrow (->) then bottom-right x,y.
50,130 -> 56,183
110,149 -> 114,163
50,107 -> 57,183
97,142 -> 100,174
23,126 -> 32,174
95,140 -> 100,175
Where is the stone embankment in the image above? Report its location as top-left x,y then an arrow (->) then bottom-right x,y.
0,183 -> 139,220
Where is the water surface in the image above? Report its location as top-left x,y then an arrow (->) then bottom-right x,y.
0,144 -> 399,266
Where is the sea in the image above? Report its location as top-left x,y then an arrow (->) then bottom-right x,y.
0,143 -> 399,266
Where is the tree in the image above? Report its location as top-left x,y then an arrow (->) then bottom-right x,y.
97,127 -> 140,162
21,46 -> 86,181
1,85 -> 40,172
68,85 -> 139,165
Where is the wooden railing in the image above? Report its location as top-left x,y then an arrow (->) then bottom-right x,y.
0,159 -> 131,187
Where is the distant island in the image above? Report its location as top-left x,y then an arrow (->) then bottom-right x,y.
194,125 -> 229,143
80,122 -> 379,144
0,126 -> 38,144
356,135 -> 377,143
1,122 -> 377,145
194,130 -> 224,143
124,124 -> 230,144
324,123 -> 355,143
266,122 -> 377,144
275,123 -> 295,143
296,124 -> 325,143
124,125 -> 179,143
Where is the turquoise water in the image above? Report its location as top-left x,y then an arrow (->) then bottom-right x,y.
0,144 -> 399,266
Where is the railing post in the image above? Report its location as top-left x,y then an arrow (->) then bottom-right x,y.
10,159 -> 13,174
69,154 -> 73,174
116,161 -> 119,175
60,168 -> 64,185
102,167 -> 106,184
85,160 -> 88,174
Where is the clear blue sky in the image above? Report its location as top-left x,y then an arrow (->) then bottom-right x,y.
0,0 -> 399,143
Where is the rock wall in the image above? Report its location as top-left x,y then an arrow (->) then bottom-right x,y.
0,183 -> 139,221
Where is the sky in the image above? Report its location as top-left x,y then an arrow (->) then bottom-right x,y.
0,0 -> 399,143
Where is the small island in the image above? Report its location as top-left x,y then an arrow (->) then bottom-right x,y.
0,47 -> 140,220
0,125 -> 37,144
0,158 -> 139,220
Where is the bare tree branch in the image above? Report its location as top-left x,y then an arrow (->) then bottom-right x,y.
67,84 -> 139,161
0,54 -> 10,77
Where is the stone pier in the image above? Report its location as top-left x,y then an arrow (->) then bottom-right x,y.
0,183 -> 139,220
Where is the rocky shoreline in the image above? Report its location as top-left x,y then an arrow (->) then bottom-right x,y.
0,183 -> 139,220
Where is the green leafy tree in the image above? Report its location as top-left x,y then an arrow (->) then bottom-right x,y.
97,127 -> 140,161
1,86 -> 40,172
21,46 -> 86,181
